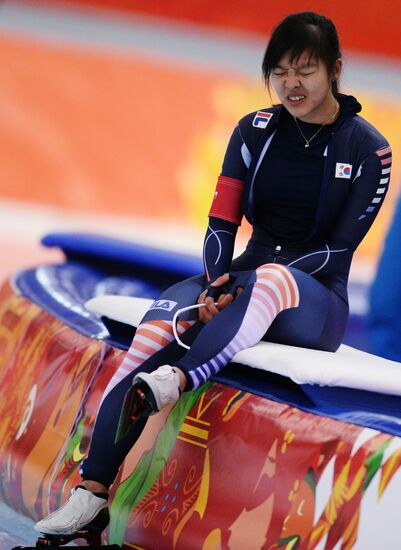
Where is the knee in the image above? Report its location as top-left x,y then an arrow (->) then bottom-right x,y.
255,263 -> 299,308
255,263 -> 292,279
256,263 -> 291,275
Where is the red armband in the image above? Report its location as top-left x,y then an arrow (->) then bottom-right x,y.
208,175 -> 244,225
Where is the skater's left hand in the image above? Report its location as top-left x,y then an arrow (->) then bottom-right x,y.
198,273 -> 234,323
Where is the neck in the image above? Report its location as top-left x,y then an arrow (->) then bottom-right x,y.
297,96 -> 339,124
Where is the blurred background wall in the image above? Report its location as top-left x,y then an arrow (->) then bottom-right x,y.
0,0 -> 400,282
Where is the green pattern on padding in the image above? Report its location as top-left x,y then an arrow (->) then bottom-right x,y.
109,383 -> 211,545
304,468 -> 317,492
65,415 -> 87,462
363,439 -> 392,492
277,535 -> 301,548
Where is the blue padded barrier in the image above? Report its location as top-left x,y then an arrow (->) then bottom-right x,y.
14,232 -> 398,436
42,233 -> 203,280
12,263 -> 159,345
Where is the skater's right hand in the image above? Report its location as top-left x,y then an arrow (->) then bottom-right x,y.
198,273 -> 234,324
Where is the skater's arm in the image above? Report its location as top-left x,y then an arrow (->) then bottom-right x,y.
287,147 -> 391,277
200,123 -> 248,321
200,216 -> 239,323
203,122 -> 248,288
203,216 -> 238,286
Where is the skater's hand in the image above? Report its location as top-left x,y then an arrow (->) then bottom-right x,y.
198,273 -> 234,324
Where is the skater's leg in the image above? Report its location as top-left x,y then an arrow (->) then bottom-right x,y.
35,276 -> 206,535
174,264 -> 347,388
83,262 -> 343,485
79,328 -> 202,488
175,263 -> 300,388
81,275 -> 206,487
261,269 -> 349,351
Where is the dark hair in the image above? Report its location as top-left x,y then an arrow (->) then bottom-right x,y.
262,12 -> 341,96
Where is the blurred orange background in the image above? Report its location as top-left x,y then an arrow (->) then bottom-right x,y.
0,0 -> 400,278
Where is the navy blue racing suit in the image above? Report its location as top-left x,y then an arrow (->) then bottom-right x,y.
82,94 -> 391,486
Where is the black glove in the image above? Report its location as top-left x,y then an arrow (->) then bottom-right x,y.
205,276 -> 232,301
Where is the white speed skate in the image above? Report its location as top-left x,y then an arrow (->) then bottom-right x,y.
133,364 -> 181,411
116,365 -> 182,443
34,486 -> 109,538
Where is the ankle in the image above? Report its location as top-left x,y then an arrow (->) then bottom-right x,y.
173,367 -> 187,392
81,480 -> 109,494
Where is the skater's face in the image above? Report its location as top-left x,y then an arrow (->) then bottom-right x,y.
270,51 -> 342,124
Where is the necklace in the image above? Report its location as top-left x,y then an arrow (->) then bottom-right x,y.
293,101 -> 340,148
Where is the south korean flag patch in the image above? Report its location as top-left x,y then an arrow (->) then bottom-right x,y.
252,111 -> 273,129
335,162 -> 353,179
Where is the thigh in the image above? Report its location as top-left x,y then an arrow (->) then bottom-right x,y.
264,268 -> 349,352
142,273 -> 207,322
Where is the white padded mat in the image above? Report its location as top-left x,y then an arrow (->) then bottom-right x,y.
86,295 -> 401,396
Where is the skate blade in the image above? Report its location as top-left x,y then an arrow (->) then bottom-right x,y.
115,382 -> 154,443
30,504 -> 110,549
12,546 -> 121,549
14,532 -> 120,549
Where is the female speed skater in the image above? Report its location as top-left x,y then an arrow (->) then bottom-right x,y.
35,11 -> 392,539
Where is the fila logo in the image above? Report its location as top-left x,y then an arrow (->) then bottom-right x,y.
149,300 -> 177,312
335,162 -> 352,179
252,111 -> 273,129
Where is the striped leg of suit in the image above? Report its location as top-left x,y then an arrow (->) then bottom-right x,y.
175,263 -> 299,390
81,275 -> 206,485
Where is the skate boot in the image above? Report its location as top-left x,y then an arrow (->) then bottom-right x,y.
33,486 -> 111,548
115,365 -> 180,442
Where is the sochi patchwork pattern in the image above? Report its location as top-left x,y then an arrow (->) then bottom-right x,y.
0,280 -> 401,548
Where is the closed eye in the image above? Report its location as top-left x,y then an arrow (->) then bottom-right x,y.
272,69 -> 316,77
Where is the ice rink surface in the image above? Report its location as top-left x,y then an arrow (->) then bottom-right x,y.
0,502 -> 37,549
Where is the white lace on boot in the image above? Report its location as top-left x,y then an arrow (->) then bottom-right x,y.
34,487 -> 108,535
134,365 -> 180,411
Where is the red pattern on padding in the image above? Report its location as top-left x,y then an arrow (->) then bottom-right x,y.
208,175 -> 244,225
